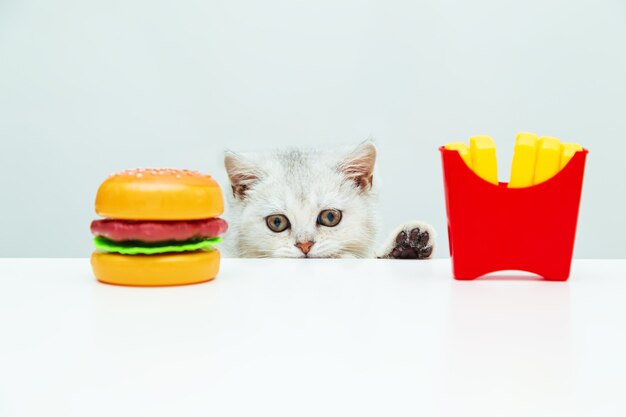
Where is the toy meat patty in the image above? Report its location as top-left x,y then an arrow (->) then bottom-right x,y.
90,168 -> 228,286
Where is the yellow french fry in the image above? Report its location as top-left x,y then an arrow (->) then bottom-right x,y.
534,136 -> 561,184
444,142 -> 472,168
470,135 -> 498,185
560,142 -> 583,169
509,132 -> 538,188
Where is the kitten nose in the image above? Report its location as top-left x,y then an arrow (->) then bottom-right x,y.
295,241 -> 315,255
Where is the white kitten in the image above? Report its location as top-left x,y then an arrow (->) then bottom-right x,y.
223,142 -> 435,259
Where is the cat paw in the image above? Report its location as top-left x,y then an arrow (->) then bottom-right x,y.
377,221 -> 435,259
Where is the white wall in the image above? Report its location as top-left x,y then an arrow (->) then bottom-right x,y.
1,0 -> 625,258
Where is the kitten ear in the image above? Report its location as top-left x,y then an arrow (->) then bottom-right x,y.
338,141 -> 377,191
224,151 -> 261,200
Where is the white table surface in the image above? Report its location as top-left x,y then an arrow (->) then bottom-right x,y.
0,259 -> 625,417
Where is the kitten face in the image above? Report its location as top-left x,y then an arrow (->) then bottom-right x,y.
224,143 -> 378,258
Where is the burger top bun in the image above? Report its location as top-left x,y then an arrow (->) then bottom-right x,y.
95,168 -> 224,220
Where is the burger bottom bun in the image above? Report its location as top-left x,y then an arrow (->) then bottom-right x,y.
91,250 -> 220,287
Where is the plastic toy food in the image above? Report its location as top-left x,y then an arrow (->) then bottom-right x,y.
560,143 -> 583,169
441,133 -> 587,281
533,136 -> 562,184
443,142 -> 471,167
469,135 -> 498,184
90,168 -> 227,286
508,132 -> 538,188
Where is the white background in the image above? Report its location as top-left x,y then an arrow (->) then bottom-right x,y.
1,0 -> 625,258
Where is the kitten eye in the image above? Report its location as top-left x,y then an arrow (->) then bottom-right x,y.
266,214 -> 290,233
317,209 -> 342,227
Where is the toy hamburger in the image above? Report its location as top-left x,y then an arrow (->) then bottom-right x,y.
90,168 -> 227,286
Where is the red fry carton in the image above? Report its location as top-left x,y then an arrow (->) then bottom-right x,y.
440,146 -> 588,281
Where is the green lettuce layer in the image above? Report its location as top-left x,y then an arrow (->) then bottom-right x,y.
93,236 -> 221,255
